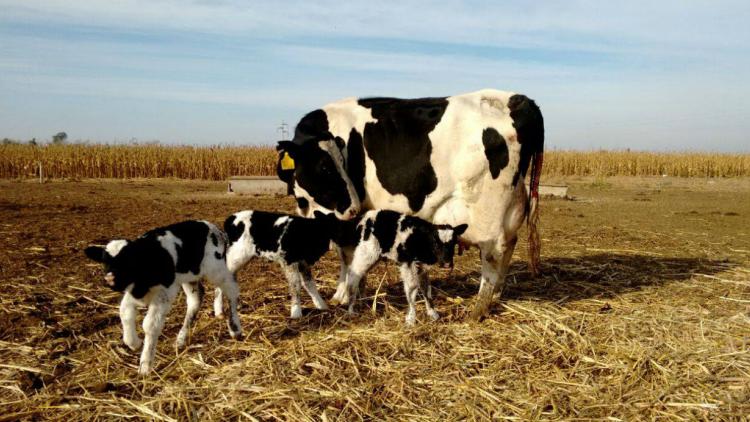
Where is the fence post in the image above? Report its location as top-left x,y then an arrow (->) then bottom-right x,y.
38,161 -> 43,183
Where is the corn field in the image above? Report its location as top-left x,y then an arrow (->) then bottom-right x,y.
1,143 -> 748,180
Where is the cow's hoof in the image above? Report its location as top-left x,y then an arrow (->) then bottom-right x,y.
405,315 -> 417,326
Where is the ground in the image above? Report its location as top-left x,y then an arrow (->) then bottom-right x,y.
0,177 -> 748,421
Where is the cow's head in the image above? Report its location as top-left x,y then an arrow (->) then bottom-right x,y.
277,140 -> 361,220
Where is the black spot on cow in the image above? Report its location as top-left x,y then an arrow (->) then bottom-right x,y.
482,128 -> 509,179
293,109 -> 331,144
210,233 -> 218,247
277,140 -> 352,215
508,94 -> 544,186
347,128 -> 366,201
224,215 -> 244,245
358,97 -> 446,211
371,210 -> 401,253
214,251 -> 222,260
248,211 -> 286,253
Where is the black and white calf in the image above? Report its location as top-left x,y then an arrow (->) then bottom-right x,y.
222,210 -> 350,318
84,221 -> 242,375
344,210 -> 467,325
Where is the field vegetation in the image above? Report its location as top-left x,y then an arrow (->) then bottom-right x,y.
1,143 -> 748,179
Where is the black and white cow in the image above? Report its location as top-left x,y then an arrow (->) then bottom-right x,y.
344,210 -> 467,325
276,89 -> 544,319
84,221 -> 242,375
222,210 -> 353,318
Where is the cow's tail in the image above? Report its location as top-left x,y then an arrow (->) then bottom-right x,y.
508,94 -> 545,279
527,150 -> 543,277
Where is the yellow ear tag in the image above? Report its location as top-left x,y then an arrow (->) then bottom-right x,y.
280,152 -> 295,170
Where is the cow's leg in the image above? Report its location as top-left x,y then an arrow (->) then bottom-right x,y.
417,265 -> 439,321
120,291 -> 142,351
215,273 -> 242,339
139,285 -> 178,375
300,263 -> 328,311
470,238 -> 514,321
213,287 -> 224,318
471,182 -> 527,320
400,263 -> 421,326
332,245 -> 358,305
493,236 -> 517,297
176,281 -> 205,348
282,263 -> 304,318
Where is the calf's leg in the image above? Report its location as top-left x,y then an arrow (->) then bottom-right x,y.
399,263 -> 420,326
120,292 -> 142,351
300,263 -> 328,311
282,263 -> 304,318
215,274 -> 242,339
139,285 -> 178,375
345,244 -> 378,314
176,281 -> 205,348
332,245 -> 358,305
417,266 -> 439,321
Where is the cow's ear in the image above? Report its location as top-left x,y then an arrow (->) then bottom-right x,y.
84,246 -> 108,263
276,141 -> 299,157
453,224 -> 468,237
277,141 -> 297,186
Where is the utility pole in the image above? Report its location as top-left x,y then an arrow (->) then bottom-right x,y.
277,121 -> 289,141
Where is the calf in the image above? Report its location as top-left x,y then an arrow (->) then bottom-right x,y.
344,210 -> 467,325
84,220 -> 242,375
222,210 -> 351,318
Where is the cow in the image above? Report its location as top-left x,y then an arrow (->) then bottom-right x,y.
275,89 -> 544,319
84,221 -> 242,375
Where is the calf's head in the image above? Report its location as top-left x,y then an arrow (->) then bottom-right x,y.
84,240 -> 134,291
433,223 -> 469,268
84,239 -> 173,292
277,140 -> 361,220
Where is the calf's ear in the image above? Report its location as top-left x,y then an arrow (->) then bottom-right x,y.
453,224 -> 468,237
84,246 -> 108,263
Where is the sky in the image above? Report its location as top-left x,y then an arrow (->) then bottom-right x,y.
1,1 -> 748,151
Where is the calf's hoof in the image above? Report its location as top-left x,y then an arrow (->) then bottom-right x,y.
124,336 -> 143,352
427,309 -> 440,321
290,305 -> 303,319
405,314 -> 417,326
138,361 -> 152,376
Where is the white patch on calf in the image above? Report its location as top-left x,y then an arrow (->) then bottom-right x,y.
157,231 -> 182,265
225,212 -> 256,273
274,216 -> 290,226
438,228 -> 454,243
105,239 -> 128,257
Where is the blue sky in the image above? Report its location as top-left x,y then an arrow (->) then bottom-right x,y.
1,1 -> 748,151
